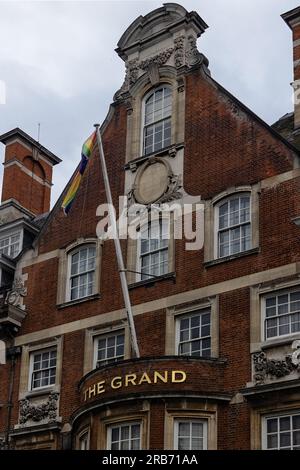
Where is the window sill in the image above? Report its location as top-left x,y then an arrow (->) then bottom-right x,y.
203,247 -> 259,268
258,333 -> 300,352
128,272 -> 176,290
124,143 -> 185,171
23,386 -> 59,400
57,293 -> 101,310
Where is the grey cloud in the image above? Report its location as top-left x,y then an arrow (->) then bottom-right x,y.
0,0 -> 298,205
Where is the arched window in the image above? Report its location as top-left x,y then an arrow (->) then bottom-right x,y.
68,245 -> 96,301
143,86 -> 172,155
216,194 -> 251,258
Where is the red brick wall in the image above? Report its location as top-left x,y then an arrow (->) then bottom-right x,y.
1,67 -> 299,449
1,141 -> 53,214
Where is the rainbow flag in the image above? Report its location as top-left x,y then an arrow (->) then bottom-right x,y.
62,131 -> 97,215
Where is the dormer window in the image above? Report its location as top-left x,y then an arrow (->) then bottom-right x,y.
0,231 -> 21,258
143,86 -> 172,156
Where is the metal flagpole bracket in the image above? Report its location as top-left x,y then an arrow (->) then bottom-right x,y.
94,124 -> 140,358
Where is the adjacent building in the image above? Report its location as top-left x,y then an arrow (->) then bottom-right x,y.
1,3 -> 300,450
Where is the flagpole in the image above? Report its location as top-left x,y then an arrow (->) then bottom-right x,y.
94,124 -> 140,358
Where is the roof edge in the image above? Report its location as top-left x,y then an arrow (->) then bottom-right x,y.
0,127 -> 62,165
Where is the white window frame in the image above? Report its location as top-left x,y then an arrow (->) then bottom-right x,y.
262,287 -> 300,342
28,347 -> 57,391
141,85 -> 172,156
174,419 -> 208,450
214,193 -> 251,259
262,411 -> 300,450
137,217 -> 170,282
175,309 -> 211,358
107,421 -> 141,450
0,230 -> 23,259
66,244 -> 96,302
93,329 -> 125,369
78,429 -> 90,450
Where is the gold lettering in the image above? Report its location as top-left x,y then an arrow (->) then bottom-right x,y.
97,380 -> 106,395
111,376 -> 122,389
154,371 -> 168,384
83,369 -> 188,400
88,384 -> 97,399
172,371 -> 187,383
138,372 -> 152,385
125,374 -> 137,387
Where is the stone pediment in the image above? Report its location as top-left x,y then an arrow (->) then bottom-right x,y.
116,3 -> 208,60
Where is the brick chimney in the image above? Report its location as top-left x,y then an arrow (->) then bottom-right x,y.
282,7 -> 300,130
0,128 -> 61,215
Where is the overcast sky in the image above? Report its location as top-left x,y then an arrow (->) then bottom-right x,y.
0,0 -> 299,207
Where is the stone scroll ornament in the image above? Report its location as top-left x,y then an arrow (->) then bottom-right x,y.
5,278 -> 27,310
19,392 -> 59,425
114,49 -> 174,100
253,340 -> 300,385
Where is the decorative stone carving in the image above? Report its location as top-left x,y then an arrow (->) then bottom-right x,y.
128,158 -> 182,206
174,36 -> 185,68
177,78 -> 185,93
185,35 -> 201,66
19,392 -> 59,425
148,63 -> 160,86
138,48 -> 174,71
156,174 -> 182,204
5,278 -> 27,310
185,35 -> 209,69
115,49 -> 174,100
253,341 -> 300,385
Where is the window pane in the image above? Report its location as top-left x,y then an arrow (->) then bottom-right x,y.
178,438 -> 190,450
109,424 -> 140,451
280,417 -> 291,432
293,431 -> 300,447
280,433 -> 291,448
31,349 -> 56,389
267,434 -> 278,449
191,438 -> 203,450
178,311 -> 211,357
143,87 -> 172,154
293,416 -> 300,430
192,423 -> 203,437
264,290 -> 300,339
96,333 -> 124,366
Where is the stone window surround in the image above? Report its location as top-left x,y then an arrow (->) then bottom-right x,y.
173,417 -> 208,450
250,278 -> 300,354
126,212 -> 175,286
204,185 -> 260,264
0,228 -> 23,259
141,85 -> 172,157
164,406 -> 218,450
18,336 -> 63,400
165,296 -> 219,358
76,426 -> 90,450
251,403 -> 300,450
83,321 -> 131,376
98,412 -> 149,450
125,68 -> 185,163
56,238 -> 102,307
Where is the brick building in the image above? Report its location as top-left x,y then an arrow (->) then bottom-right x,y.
1,3 -> 300,450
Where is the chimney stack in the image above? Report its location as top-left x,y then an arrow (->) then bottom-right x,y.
282,7 -> 300,130
0,128 -> 61,216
